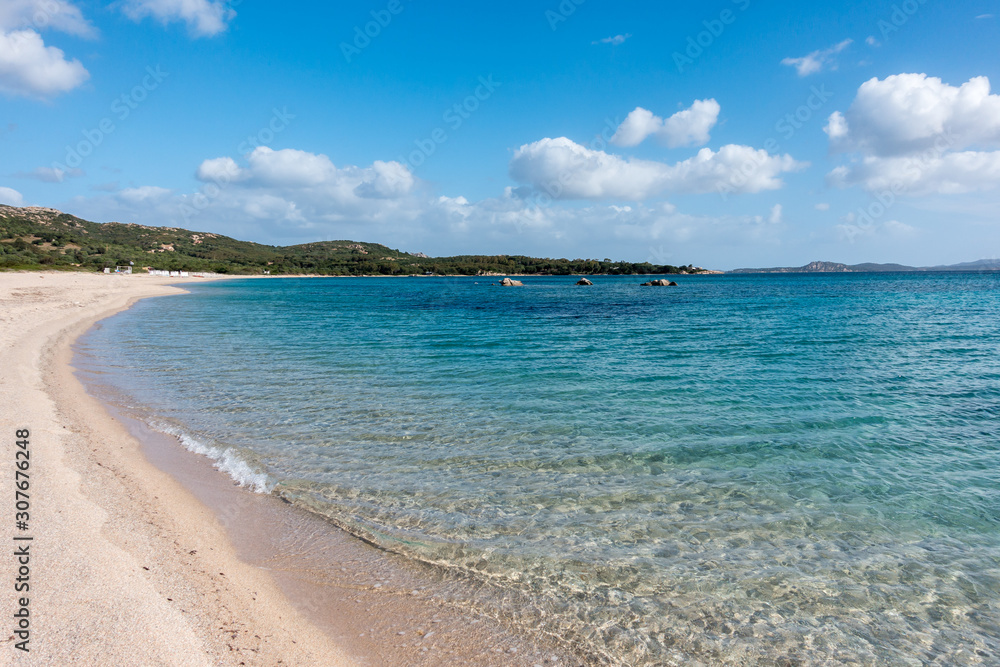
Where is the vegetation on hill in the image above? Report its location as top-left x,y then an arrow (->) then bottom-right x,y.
0,206 -> 707,276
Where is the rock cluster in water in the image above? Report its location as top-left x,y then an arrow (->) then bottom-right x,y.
641,279 -> 678,287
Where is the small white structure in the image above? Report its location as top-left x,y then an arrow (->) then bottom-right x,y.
147,269 -> 190,277
114,265 -> 132,275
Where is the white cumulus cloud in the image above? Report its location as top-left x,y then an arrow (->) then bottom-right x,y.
828,151 -> 1000,195
243,147 -> 337,187
196,156 -> 244,183
826,73 -> 1000,156
611,99 -> 720,148
509,137 -> 804,200
826,73 -> 1000,194
354,160 -> 416,199
200,147 -> 417,200
61,159 -> 807,268
179,147 -> 420,236
782,39 -> 852,76
0,1 -> 93,99
0,29 -> 89,98
120,0 -> 236,37
0,0 -> 96,37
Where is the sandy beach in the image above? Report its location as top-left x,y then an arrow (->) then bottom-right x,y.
0,271 -> 353,665
0,271 -> 579,667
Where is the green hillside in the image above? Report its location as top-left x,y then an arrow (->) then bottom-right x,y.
0,205 -> 705,276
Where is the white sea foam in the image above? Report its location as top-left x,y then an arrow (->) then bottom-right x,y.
157,423 -> 274,494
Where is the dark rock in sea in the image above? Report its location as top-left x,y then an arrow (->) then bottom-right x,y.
499,277 -> 524,286
641,279 -> 678,287
576,278 -> 593,286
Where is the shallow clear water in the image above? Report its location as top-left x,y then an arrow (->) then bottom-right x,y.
77,273 -> 1000,665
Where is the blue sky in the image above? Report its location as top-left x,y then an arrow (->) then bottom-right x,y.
2,0 -> 999,269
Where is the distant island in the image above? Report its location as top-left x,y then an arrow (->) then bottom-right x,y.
730,259 -> 1000,274
0,205 -> 717,277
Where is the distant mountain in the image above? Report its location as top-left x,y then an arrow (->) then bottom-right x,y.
731,259 -> 1000,274
0,205 -> 708,276
927,258 -> 1000,271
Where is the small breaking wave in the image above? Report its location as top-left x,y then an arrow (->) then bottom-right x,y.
155,422 -> 274,494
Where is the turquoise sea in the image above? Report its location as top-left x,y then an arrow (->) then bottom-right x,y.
77,273 -> 1000,665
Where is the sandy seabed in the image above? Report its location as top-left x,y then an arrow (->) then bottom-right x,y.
0,271 -> 581,667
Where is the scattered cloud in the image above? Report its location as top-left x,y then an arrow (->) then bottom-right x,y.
0,29 -> 89,98
826,74 -> 1000,156
0,1 -> 93,99
91,182 -> 120,192
866,36 -> 880,47
836,215 -> 916,243
592,33 -> 631,45
78,147 -> 425,237
509,137 -> 805,200
781,39 -> 852,76
826,73 -> 1000,194
0,0 -> 96,37
976,14 -> 994,19
815,202 -> 830,211
610,99 -> 721,148
827,151 -> 1000,195
118,185 -> 173,203
53,136 -> 803,264
15,166 -> 83,182
197,147 -> 417,200
195,156 -> 243,184
883,219 -> 916,235
0,185 -> 24,206
66,177 -> 793,263
119,0 -> 236,38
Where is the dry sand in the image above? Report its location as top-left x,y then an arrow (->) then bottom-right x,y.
0,272 -> 353,666
0,271 -> 582,667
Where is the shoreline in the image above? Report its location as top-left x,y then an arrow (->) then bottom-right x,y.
1,271 -> 350,665
0,271 -> 580,666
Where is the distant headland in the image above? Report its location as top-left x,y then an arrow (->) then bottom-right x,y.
730,259 -> 1000,274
